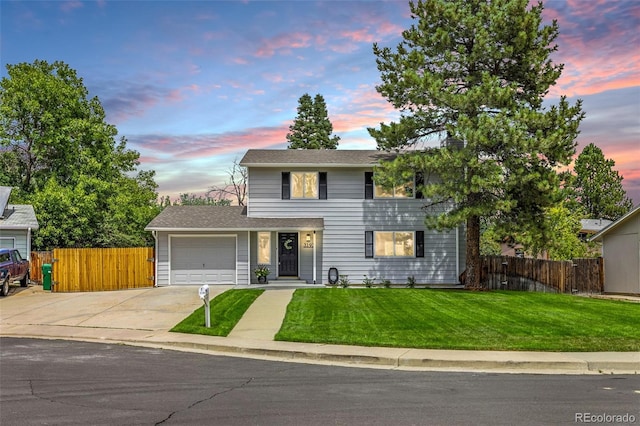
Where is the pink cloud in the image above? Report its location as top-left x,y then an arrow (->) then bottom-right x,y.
254,32 -> 312,57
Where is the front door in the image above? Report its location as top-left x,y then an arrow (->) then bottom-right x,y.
278,233 -> 298,277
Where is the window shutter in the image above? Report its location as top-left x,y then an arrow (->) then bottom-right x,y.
416,230 -> 424,258
319,172 -> 327,200
364,172 -> 373,199
282,172 -> 290,200
415,172 -> 424,199
365,231 -> 374,258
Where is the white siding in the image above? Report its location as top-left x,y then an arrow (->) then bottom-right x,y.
247,167 -> 461,285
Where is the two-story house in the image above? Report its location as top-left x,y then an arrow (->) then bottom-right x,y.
145,149 -> 465,286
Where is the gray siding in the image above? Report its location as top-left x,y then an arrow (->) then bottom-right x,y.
0,229 -> 29,259
154,231 -> 249,286
247,167 -> 462,285
602,212 -> 640,295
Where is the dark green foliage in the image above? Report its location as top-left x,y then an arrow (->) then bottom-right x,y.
572,143 -> 633,221
0,60 -> 160,249
287,93 -> 340,149
368,0 -> 584,288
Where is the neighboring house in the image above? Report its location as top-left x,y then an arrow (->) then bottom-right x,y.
0,186 -> 39,260
590,205 -> 640,295
579,218 -> 612,242
145,149 -> 465,286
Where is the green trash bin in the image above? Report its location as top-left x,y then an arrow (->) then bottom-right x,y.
42,264 -> 52,291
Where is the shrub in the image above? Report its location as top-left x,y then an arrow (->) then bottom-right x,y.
362,275 -> 376,288
339,275 -> 350,288
406,276 -> 417,288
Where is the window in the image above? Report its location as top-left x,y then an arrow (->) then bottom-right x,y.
292,172 -> 318,198
283,172 -> 327,200
375,231 -> 414,256
374,180 -> 414,198
257,232 -> 271,264
365,172 -> 422,199
365,231 -> 424,258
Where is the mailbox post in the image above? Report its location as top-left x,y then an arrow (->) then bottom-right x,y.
198,284 -> 210,328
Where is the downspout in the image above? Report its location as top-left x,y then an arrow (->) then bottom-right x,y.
152,231 -> 158,287
313,230 -> 317,284
27,227 -> 32,261
455,226 -> 460,280
247,230 -> 251,286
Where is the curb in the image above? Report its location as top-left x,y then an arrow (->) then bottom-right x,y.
3,329 -> 637,375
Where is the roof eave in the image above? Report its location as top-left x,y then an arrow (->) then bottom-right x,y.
590,204 -> 640,242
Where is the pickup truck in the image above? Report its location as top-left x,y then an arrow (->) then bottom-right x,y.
0,248 -> 30,297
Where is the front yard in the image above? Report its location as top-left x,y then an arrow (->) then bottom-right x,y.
276,289 -> 640,351
172,288 -> 640,352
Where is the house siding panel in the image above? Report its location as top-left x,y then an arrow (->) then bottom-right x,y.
247,167 -> 460,284
0,230 -> 28,258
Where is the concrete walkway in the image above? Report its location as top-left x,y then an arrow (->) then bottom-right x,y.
1,285 -> 639,375
227,289 -> 295,340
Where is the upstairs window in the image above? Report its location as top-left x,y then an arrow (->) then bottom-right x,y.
365,172 -> 423,199
374,180 -> 414,198
292,172 -> 318,198
283,172 -> 327,200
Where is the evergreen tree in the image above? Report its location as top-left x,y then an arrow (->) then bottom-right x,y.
573,143 -> 633,220
287,93 -> 340,149
368,0 -> 584,288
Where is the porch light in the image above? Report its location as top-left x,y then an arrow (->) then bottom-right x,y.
306,233 -> 311,243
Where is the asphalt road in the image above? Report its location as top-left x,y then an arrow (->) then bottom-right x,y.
1,338 -> 638,425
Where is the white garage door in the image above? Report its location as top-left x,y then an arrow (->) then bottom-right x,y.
171,236 -> 236,285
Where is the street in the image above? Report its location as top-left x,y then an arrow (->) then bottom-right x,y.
1,338 -> 638,425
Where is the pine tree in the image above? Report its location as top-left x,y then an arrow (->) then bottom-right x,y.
573,143 -> 633,220
287,93 -> 340,149
368,0 -> 584,289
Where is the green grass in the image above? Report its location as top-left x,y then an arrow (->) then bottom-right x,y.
275,289 -> 640,352
171,289 -> 264,337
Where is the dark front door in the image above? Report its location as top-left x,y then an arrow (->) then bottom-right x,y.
278,233 -> 298,277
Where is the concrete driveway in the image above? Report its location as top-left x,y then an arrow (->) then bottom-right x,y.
0,285 -> 230,332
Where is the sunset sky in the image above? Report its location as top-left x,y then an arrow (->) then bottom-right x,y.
2,0 -> 639,204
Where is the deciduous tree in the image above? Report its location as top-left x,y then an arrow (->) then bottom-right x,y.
368,0 -> 584,288
1,60 -> 160,248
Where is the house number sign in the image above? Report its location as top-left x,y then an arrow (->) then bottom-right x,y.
303,242 -> 314,248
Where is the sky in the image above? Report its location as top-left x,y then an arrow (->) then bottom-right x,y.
2,0 -> 639,205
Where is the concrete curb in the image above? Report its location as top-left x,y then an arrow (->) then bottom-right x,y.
1,326 -> 638,375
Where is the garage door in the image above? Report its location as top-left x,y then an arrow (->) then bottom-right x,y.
170,236 -> 236,285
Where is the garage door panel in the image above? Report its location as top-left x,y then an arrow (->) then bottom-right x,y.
170,237 -> 236,285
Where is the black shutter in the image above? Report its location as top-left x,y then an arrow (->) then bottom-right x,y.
364,172 -> 373,199
319,172 -> 327,200
282,172 -> 290,200
416,230 -> 424,258
415,172 -> 424,199
365,231 -> 374,258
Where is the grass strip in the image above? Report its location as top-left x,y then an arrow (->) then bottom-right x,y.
275,289 -> 640,352
171,289 -> 264,337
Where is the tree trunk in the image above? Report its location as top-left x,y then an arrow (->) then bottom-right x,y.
465,215 -> 483,290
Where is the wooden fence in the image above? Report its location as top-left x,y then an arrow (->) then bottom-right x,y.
480,256 -> 603,294
47,247 -> 154,292
30,251 -> 54,284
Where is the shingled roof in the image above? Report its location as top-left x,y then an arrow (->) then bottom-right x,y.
145,205 -> 323,231
240,149 -> 396,167
0,205 -> 40,230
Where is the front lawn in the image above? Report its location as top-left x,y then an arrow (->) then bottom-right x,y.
275,289 -> 640,352
171,289 -> 264,337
